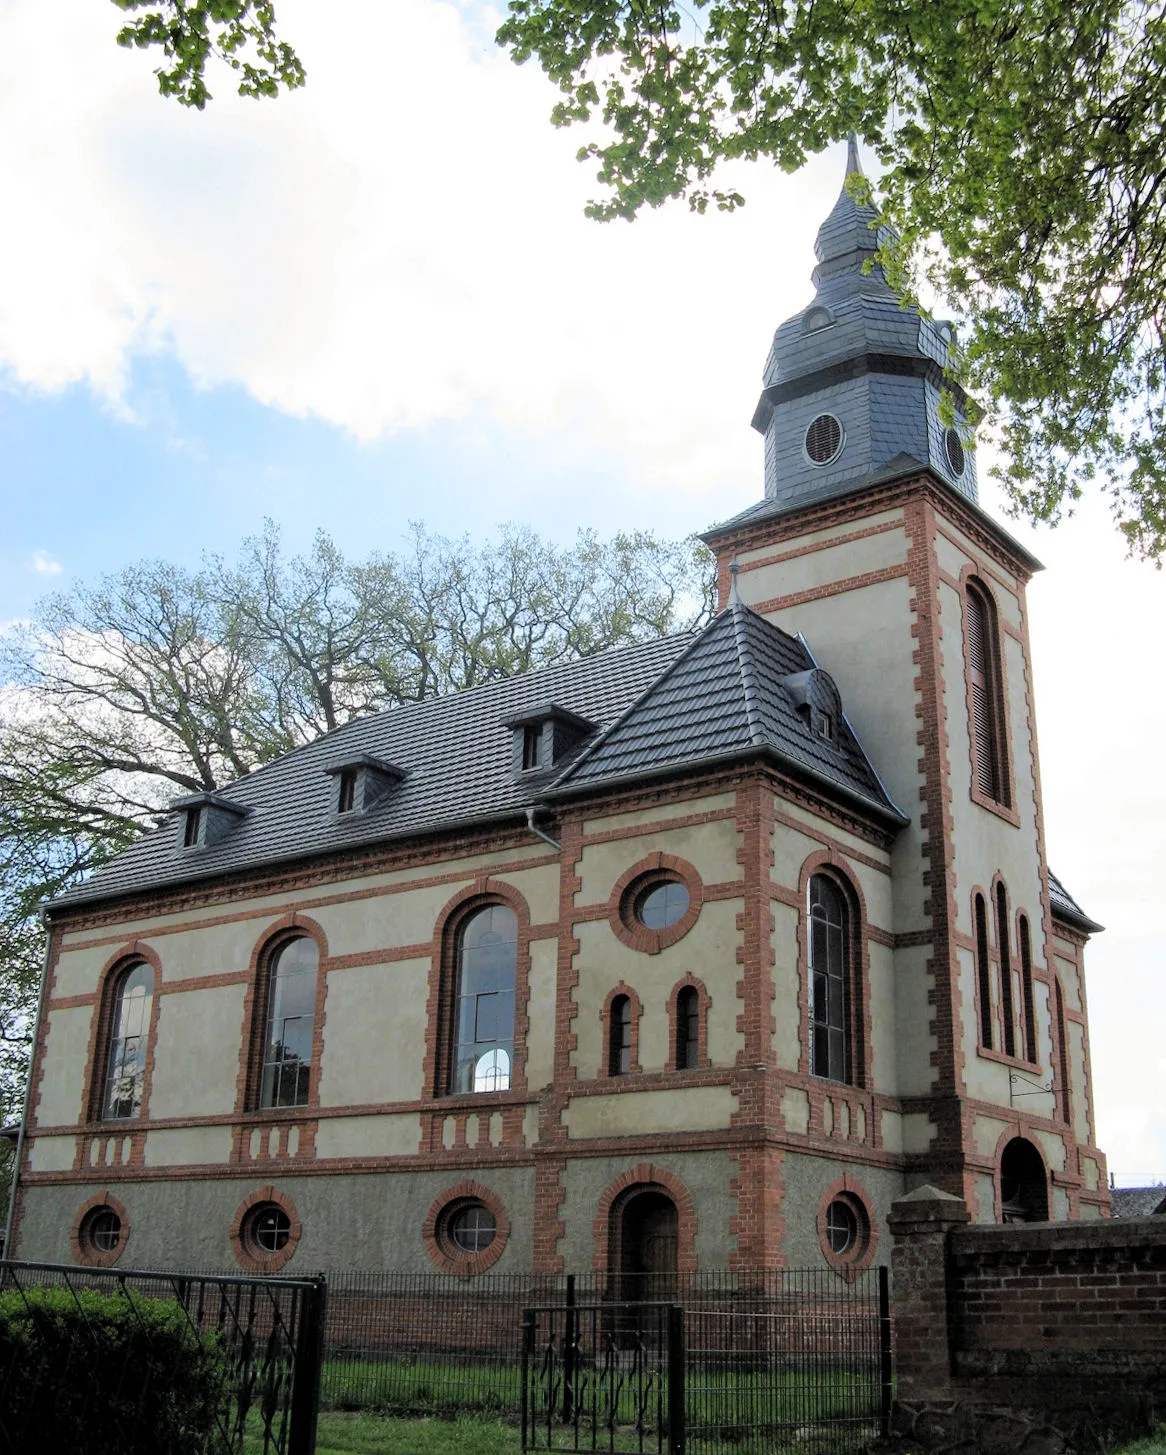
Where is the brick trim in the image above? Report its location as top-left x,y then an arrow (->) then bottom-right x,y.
422,1179 -> 510,1276
599,982 -> 643,1077
991,1126 -> 1051,1222
959,567 -> 1018,822
70,1191 -> 130,1268
81,942 -> 164,1131
608,854 -> 703,955
592,1162 -> 698,1275
229,1184 -> 302,1273
817,1174 -> 879,1280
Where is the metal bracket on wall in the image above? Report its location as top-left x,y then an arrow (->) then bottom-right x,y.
1008,1070 -> 1054,1107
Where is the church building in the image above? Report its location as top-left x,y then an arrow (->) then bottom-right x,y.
9,145 -> 1109,1282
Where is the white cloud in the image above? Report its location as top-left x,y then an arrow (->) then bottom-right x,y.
30,550 -> 62,576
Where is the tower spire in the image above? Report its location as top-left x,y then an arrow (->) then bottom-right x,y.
845,131 -> 862,178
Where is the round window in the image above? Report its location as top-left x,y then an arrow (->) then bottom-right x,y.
246,1203 -> 291,1254
448,1202 -> 497,1254
635,880 -> 690,930
944,426 -> 966,478
805,414 -> 843,466
82,1207 -> 122,1254
825,1198 -> 858,1255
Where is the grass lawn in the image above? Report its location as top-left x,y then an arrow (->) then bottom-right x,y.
1113,1434 -> 1166,1455
315,1413 -> 522,1455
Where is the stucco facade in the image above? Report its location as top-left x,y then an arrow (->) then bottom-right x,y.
8,149 -> 1108,1282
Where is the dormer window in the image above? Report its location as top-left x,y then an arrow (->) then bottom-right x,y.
172,792 -> 247,850
324,755 -> 406,818
337,770 -> 358,814
782,668 -> 844,747
503,703 -> 597,777
817,711 -> 834,742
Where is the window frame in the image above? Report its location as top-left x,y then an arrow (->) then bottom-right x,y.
71,1193 -> 130,1268
231,1187 -> 302,1273
806,871 -> 862,1086
89,952 -> 160,1127
994,881 -> 1017,1059
600,983 -> 642,1078
963,575 -> 1014,815
242,921 -> 327,1117
609,854 -> 703,956
424,1181 -> 510,1274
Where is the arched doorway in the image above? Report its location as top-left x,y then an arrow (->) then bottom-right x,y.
999,1137 -> 1049,1222
611,1186 -> 678,1298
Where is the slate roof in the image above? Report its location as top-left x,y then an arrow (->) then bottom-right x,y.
1111,1186 -> 1166,1218
50,605 -> 904,915
1048,871 -> 1104,934
552,600 -> 904,825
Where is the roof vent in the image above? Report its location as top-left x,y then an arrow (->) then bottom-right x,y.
502,703 -> 597,776
944,427 -> 966,478
323,755 -> 407,817
803,305 -> 834,334
171,792 -> 248,850
805,413 -> 843,466
781,669 -> 843,745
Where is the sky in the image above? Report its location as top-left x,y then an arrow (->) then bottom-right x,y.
0,0 -> 1163,1183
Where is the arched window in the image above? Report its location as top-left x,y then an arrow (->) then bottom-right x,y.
1018,914 -> 1037,1063
675,987 -> 699,1070
1054,979 -> 1072,1123
100,962 -> 153,1120
452,904 -> 517,1095
809,874 -> 852,1083
974,892 -> 993,1049
259,937 -> 319,1109
608,994 -> 632,1076
965,579 -> 1011,807
994,883 -> 1016,1058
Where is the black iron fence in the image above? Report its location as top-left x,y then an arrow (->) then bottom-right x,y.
0,1260 -> 326,1455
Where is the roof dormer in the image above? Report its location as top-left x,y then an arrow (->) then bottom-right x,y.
171,792 -> 249,850
502,703 -> 597,776
323,755 -> 406,818
781,668 -> 843,745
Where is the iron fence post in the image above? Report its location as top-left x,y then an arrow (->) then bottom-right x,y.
667,1303 -> 685,1455
288,1275 -> 327,1455
879,1263 -> 894,1437
563,1272 -> 576,1423
521,1306 -> 535,1451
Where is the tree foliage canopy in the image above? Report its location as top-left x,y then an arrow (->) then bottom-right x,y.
0,522 -> 713,1123
498,0 -> 1166,558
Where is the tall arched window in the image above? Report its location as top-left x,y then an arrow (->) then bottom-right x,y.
452,905 -> 517,1095
260,937 -> 319,1109
609,995 -> 632,1076
974,893 -> 993,1050
1018,914 -> 1037,1063
101,962 -> 153,1120
1054,979 -> 1072,1123
675,987 -> 699,1070
965,579 -> 1011,807
994,883 -> 1016,1058
809,874 -> 852,1083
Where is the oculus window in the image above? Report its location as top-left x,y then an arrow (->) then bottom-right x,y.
635,880 -> 689,930
453,905 -> 517,1095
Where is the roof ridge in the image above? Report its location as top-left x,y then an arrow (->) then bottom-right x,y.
727,604 -> 768,747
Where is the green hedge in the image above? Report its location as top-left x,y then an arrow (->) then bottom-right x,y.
0,1286 -> 232,1454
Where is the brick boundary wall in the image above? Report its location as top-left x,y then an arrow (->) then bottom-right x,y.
885,1186 -> 1166,1454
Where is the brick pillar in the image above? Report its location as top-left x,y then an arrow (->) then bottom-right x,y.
887,1184 -> 970,1403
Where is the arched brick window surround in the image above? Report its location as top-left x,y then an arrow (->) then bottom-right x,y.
795,852 -> 870,1089
84,943 -> 163,1125
591,1163 -> 698,1275
608,854 -> 703,955
238,914 -> 330,1117
599,983 -> 643,1077
668,976 -> 712,1071
960,568 -> 1015,818
816,1175 -> 878,1280
71,1191 -> 130,1268
230,1185 -> 303,1273
423,1180 -> 511,1276
991,875 -> 1018,1059
991,1126 -> 1051,1222
424,879 -> 533,1100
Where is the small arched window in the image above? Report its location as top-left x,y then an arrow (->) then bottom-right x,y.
675,987 -> 699,1070
809,875 -> 852,1083
101,962 -> 153,1121
452,905 -> 517,1095
609,995 -> 632,1076
1018,914 -> 1037,1063
965,579 -> 1011,807
260,937 -> 319,1109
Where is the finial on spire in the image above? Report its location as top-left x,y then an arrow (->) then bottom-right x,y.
727,558 -> 741,607
845,131 -> 863,178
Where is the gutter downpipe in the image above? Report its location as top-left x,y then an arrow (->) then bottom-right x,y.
525,806 -> 561,853
3,913 -> 55,1261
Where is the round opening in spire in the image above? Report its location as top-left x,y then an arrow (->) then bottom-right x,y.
805,414 -> 843,466
944,427 -> 966,478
